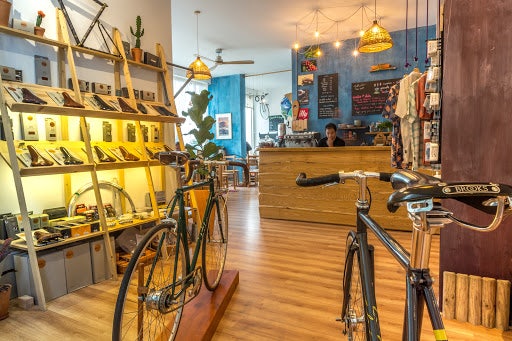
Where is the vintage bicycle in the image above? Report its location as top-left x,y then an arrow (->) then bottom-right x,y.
296,169 -> 512,340
113,151 -> 229,340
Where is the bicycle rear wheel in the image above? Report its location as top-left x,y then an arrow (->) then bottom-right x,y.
342,232 -> 366,340
202,195 -> 228,290
113,222 -> 187,341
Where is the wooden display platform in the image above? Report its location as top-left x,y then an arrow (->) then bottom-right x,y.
176,269 -> 239,340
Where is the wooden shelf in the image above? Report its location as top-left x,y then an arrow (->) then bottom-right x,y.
369,66 -> 397,72
2,81 -> 185,124
339,126 -> 368,130
127,59 -> 165,72
366,131 -> 392,135
10,231 -> 104,251
0,25 -> 67,48
19,164 -> 94,176
71,45 -> 122,61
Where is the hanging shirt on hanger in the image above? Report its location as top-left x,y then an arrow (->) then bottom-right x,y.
395,70 -> 421,167
382,82 -> 403,168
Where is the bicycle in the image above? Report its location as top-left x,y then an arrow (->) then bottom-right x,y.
296,169 -> 512,340
113,151 -> 229,340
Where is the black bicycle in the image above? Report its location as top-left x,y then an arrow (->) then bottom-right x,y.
297,169 -> 512,340
113,151 -> 228,340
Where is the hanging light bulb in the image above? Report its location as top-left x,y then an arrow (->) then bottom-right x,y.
293,25 -> 300,50
353,49 -> 359,57
334,21 -> 341,48
359,5 -> 365,36
358,0 -> 393,53
186,10 -> 211,80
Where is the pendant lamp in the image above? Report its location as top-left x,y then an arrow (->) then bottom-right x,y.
187,10 -> 211,80
358,0 -> 393,53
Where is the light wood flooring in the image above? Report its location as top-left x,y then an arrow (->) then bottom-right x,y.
2,187 -> 512,340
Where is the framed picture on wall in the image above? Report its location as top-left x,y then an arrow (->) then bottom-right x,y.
216,113 -> 232,139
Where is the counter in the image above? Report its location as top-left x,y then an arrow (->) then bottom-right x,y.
258,146 -> 414,231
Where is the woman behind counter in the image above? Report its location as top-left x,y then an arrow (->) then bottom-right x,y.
318,123 -> 345,147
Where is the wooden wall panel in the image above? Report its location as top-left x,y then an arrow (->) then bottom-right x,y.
258,147 -> 415,231
441,0 -> 512,305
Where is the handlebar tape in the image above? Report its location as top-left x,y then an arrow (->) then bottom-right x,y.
379,172 -> 392,182
296,173 -> 340,187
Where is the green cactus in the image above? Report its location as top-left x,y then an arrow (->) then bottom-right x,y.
130,15 -> 144,48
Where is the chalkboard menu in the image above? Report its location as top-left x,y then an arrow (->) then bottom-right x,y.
351,78 -> 400,116
318,73 -> 339,118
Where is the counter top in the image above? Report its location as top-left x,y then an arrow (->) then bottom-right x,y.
259,146 -> 390,152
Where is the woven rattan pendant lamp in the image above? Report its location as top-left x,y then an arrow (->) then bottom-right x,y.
187,10 -> 211,80
358,0 -> 393,53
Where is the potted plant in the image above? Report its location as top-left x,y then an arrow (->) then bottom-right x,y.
0,0 -> 11,27
182,90 -> 222,172
0,238 -> 13,320
377,120 -> 393,132
130,15 -> 144,63
34,10 -> 46,36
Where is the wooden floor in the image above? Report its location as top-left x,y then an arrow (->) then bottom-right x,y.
2,187 -> 511,340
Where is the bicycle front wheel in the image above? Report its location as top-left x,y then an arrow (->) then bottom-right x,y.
113,222 -> 187,341
342,232 -> 366,340
202,195 -> 228,290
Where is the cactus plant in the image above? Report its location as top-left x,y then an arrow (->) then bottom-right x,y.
130,15 -> 144,49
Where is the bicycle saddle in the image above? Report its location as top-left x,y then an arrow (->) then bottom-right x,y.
389,169 -> 440,190
387,181 -> 512,214
158,151 -> 190,166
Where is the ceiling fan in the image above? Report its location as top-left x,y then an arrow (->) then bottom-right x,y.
204,48 -> 255,70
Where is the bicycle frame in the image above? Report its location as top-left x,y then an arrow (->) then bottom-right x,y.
166,177 -> 217,277
345,176 -> 447,341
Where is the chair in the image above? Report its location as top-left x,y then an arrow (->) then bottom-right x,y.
221,155 -> 239,189
247,154 -> 259,186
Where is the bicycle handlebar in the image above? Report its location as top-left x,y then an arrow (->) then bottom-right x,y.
296,171 -> 392,187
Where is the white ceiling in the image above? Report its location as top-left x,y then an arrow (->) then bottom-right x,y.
171,0 -> 440,91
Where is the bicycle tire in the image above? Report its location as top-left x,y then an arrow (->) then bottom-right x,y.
202,195 -> 228,290
342,231 -> 367,340
113,221 -> 187,341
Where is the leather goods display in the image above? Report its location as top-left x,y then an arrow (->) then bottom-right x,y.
143,52 -> 160,67
34,55 -> 52,86
34,230 -> 62,244
62,92 -> 85,108
145,146 -> 158,159
140,90 -> 155,101
42,206 -> 67,220
151,105 -> 176,117
67,78 -> 89,92
1,65 -> 17,81
94,145 -> 116,162
21,88 -> 47,105
92,94 -> 116,111
91,82 -> 111,95
119,145 -> 140,161
59,146 -> 84,165
136,102 -> 147,114
27,145 -> 54,167
117,97 -> 138,113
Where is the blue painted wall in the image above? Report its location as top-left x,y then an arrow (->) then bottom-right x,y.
208,75 -> 246,157
292,25 -> 437,134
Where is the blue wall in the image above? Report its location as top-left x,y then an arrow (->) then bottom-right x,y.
208,74 -> 246,157
292,25 -> 437,134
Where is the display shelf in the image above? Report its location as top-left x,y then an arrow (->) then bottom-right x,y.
0,25 -> 67,48
107,216 -> 159,232
127,59 -> 165,72
2,81 -> 185,124
10,230 -> 104,251
339,126 -> 368,130
365,131 -> 392,135
71,45 -> 122,61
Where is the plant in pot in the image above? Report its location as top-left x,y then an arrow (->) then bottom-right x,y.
0,0 -> 11,27
130,15 -> 144,63
182,90 -> 222,174
377,120 -> 393,132
34,10 -> 46,37
0,238 -> 13,320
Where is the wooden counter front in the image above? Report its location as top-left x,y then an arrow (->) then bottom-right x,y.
258,147 -> 412,231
